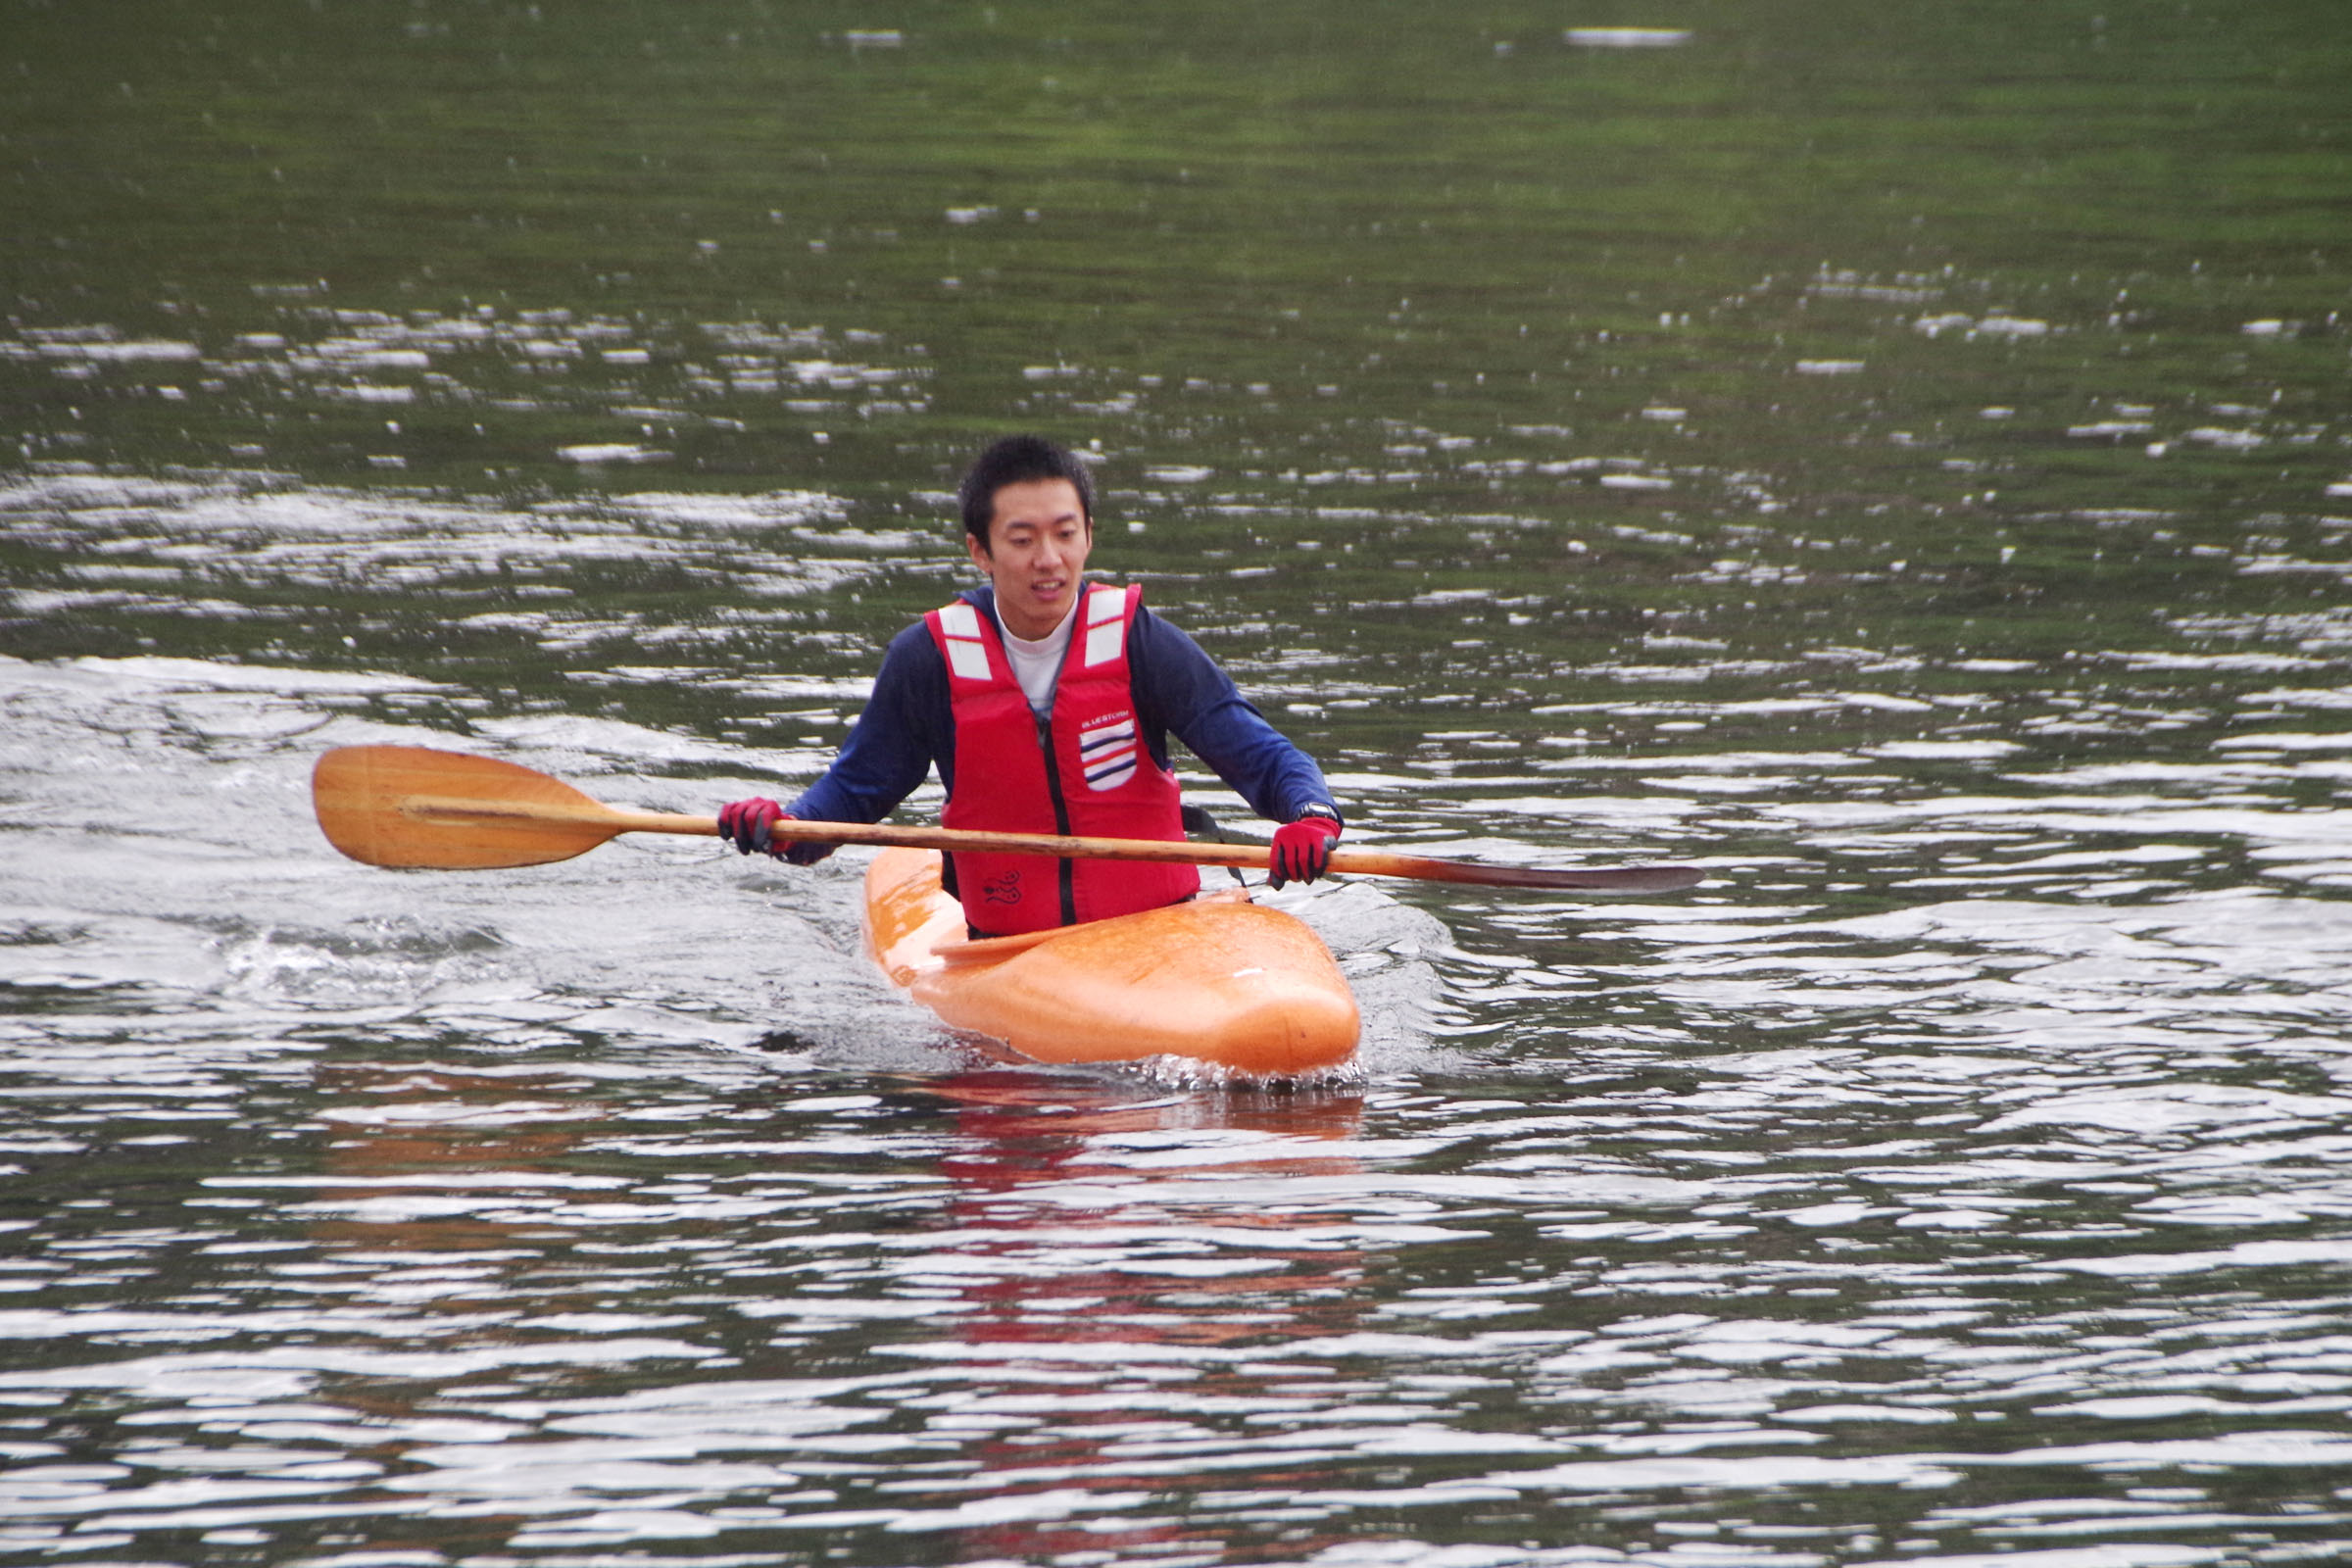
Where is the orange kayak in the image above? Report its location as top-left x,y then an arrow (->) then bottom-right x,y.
861,846 -> 1360,1077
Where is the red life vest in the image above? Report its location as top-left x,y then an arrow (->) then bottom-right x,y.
925,584 -> 1199,934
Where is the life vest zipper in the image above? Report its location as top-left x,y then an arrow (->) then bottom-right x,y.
1034,708 -> 1078,925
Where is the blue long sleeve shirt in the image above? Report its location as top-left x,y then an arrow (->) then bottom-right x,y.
786,584 -> 1338,832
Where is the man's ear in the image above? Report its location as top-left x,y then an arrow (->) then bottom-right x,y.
965,531 -> 993,571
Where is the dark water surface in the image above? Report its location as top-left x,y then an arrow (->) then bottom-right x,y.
7,4 -> 2352,1565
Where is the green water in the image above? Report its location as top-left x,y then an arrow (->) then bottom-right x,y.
9,2 -> 2350,703
6,4 -> 2352,1565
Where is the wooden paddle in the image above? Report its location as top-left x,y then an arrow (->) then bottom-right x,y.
313,744 -> 1705,892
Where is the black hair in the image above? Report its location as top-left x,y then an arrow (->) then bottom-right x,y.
957,435 -> 1095,550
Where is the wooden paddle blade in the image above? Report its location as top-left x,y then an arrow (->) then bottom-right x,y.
1544,863 -> 1705,892
313,745 -> 631,868
1326,850 -> 1703,891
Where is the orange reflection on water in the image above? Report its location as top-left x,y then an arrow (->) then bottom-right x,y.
901,1070 -> 1375,1564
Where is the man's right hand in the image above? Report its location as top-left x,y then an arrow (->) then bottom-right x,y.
717,798 -> 834,865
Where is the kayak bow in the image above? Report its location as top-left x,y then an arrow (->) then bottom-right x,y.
862,846 -> 1360,1077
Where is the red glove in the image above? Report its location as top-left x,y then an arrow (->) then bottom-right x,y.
1267,811 -> 1343,889
717,797 -> 783,855
717,798 -> 834,865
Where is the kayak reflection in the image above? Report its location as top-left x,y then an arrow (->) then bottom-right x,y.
896,1071 -> 1372,1563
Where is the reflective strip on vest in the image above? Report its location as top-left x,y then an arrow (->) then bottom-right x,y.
1081,586 -> 1126,667
937,601 -> 993,682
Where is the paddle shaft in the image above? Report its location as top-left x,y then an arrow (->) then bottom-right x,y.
397,792 -> 1702,892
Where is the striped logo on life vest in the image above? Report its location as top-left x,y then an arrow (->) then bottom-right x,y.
1078,711 -> 1138,791
1081,586 -> 1127,668
937,601 -> 993,683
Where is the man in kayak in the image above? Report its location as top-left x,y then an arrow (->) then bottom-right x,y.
715,434 -> 1344,937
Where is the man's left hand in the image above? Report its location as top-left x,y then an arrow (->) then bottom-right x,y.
1268,811 -> 1343,889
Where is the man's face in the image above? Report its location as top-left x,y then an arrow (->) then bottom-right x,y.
968,477 -> 1093,641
